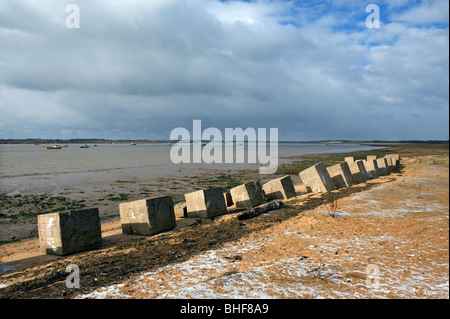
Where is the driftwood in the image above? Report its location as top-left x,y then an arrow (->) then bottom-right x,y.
237,200 -> 284,221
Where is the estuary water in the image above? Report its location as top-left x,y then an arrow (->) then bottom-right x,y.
0,142 -> 382,195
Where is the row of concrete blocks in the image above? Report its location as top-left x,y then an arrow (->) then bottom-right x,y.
37,176 -> 297,256
37,154 -> 400,256
180,176 -> 296,219
299,154 -> 401,193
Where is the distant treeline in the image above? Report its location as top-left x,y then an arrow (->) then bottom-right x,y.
0,139 -> 448,145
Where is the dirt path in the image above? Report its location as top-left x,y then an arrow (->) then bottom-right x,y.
0,155 -> 448,299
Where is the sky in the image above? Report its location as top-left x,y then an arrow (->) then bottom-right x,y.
0,0 -> 448,141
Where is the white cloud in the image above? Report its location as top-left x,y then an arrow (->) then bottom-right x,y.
391,0 -> 449,24
0,0 -> 448,140
205,0 -> 287,25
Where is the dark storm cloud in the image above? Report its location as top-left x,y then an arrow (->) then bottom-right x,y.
0,0 -> 448,140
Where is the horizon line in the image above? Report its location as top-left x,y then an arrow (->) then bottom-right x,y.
0,138 -> 448,144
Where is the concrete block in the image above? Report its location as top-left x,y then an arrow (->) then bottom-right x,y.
367,155 -> 377,161
224,192 -> 234,207
230,181 -> 266,209
294,182 -> 309,194
344,156 -> 354,163
262,175 -> 296,200
119,196 -> 176,235
385,154 -> 400,168
376,158 -> 389,176
326,162 -> 354,188
355,160 -> 372,180
38,208 -> 102,256
185,187 -> 227,218
383,156 -> 394,173
363,159 -> 379,179
299,163 -> 336,193
383,157 -> 394,175
174,202 -> 187,218
347,161 -> 366,184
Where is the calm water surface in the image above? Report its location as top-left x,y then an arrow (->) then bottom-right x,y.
0,143 -> 382,178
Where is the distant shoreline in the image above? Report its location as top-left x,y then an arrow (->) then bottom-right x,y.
0,139 -> 448,145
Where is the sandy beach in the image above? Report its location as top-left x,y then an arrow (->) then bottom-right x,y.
0,143 -> 448,299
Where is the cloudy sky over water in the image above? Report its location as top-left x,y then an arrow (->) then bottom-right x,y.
0,0 -> 448,141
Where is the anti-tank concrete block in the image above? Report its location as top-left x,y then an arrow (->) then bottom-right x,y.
347,161 -> 366,184
224,192 -> 234,207
185,187 -> 227,218
326,162 -> 354,188
385,154 -> 400,168
262,175 -> 296,200
299,163 -> 336,193
376,158 -> 389,176
119,196 -> 176,235
383,156 -> 394,173
174,202 -> 187,218
355,160 -> 372,180
38,208 -> 102,256
230,181 -> 266,209
344,157 -> 354,163
363,159 -> 379,179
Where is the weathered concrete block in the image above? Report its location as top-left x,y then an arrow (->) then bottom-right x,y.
230,181 -> 266,208
38,208 -> 102,256
174,202 -> 187,218
376,158 -> 389,176
344,156 -> 354,163
295,182 -> 309,194
224,192 -> 234,207
363,159 -> 379,179
185,187 -> 227,218
388,153 -> 400,160
119,196 -> 176,235
383,157 -> 395,175
367,155 -> 377,161
326,162 -> 354,188
347,161 -> 366,184
355,160 -> 372,180
299,163 -> 336,193
383,156 -> 394,173
385,154 -> 400,168
262,175 -> 296,200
